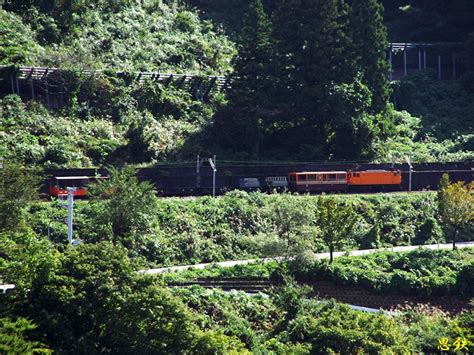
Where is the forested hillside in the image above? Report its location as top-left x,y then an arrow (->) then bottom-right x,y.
1,0 -> 473,165
1,2 -> 473,352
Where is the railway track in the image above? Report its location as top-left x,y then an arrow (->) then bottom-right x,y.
167,278 -> 471,313
168,278 -> 275,293
42,161 -> 474,196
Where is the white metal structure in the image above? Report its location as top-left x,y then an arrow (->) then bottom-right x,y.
0,284 -> 15,294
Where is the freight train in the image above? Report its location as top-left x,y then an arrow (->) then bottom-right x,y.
43,161 -> 473,197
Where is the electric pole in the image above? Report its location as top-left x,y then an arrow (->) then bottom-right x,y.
405,156 -> 413,192
66,188 -> 81,246
208,155 -> 217,197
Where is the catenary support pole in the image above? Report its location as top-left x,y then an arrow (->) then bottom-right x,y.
405,157 -> 413,192
453,52 -> 456,80
212,155 -> 216,197
196,154 -> 201,189
67,188 -> 74,244
403,45 -> 407,76
438,55 -> 441,80
389,46 -> 392,81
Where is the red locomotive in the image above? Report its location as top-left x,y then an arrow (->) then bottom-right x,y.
49,176 -> 107,197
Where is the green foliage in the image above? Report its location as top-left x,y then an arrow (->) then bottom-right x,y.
381,0 -> 474,42
0,94 -> 122,167
209,0 -> 392,160
0,317 -> 50,354
176,286 -> 278,351
84,166 -> 161,259
2,239 -> 246,353
314,196 -> 359,262
0,0 -> 234,167
175,247 -> 474,300
437,177 -> 474,249
392,71 -> 474,144
306,248 -> 474,297
287,300 -> 409,354
230,0 -> 273,107
263,194 -> 318,257
6,1 -> 235,73
396,305 -> 474,353
373,107 -> 474,162
0,231 -> 61,308
163,261 -> 279,283
0,10 -> 44,65
1,0 -> 471,163
28,191 -> 468,267
349,0 -> 390,113
0,162 -> 41,232
1,228 -> 472,352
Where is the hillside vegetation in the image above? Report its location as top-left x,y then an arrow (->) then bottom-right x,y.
1,1 -> 473,165
29,186 -> 474,267
164,247 -> 474,298
1,165 -> 473,352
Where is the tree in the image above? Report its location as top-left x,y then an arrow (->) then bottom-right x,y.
437,175 -> 474,249
272,0 -> 365,158
349,0 -> 390,113
0,318 -> 50,354
230,0 -> 274,107
227,0 -> 275,156
86,166 -> 158,247
11,242 -> 245,353
314,196 -> 358,263
0,163 -> 41,232
265,194 -> 318,257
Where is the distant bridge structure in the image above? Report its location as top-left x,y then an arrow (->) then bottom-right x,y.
388,42 -> 472,80
0,65 -> 229,108
0,42 -> 471,107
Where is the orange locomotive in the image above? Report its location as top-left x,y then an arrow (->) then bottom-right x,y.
288,169 -> 401,193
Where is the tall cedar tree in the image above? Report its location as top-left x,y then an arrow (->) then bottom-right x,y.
227,0 -> 274,156
230,0 -> 273,108
273,0 -> 357,145
272,0 -> 304,111
349,0 -> 390,113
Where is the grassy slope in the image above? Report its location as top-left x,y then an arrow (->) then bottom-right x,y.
29,191 -> 474,267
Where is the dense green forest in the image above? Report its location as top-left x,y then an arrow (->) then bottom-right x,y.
0,0 -> 473,164
1,0 -> 474,352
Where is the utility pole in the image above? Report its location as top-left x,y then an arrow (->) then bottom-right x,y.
405,156 -> 413,192
196,154 -> 201,189
66,188 -> 81,246
208,155 -> 217,197
67,187 -> 75,244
